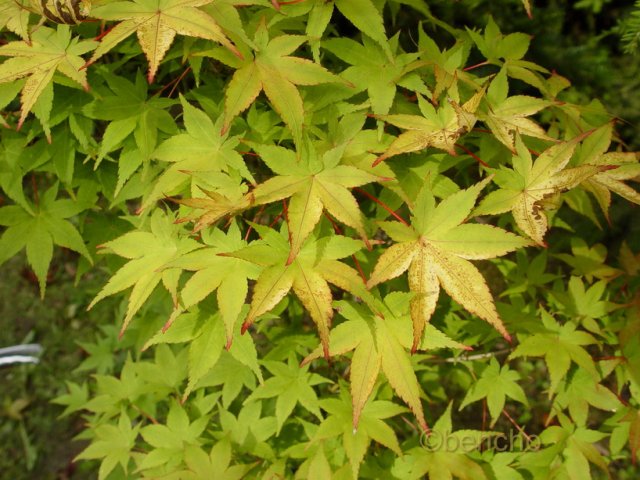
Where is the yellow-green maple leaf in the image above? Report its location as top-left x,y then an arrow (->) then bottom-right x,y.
88,0 -> 241,82
303,292 -> 469,432
374,89 -> 483,165
162,222 -> 261,347
479,68 -> 551,152
367,178 -> 532,351
221,23 -> 342,147
475,133 -> 609,245
227,224 -> 369,359
0,0 -> 30,41
89,210 -> 202,336
0,25 -> 95,128
248,141 -> 382,263
573,122 -> 640,221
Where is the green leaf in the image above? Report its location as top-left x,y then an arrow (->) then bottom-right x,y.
375,90 -> 482,163
75,411 -> 139,480
459,358 -> 528,426
334,0 -> 391,58
313,386 -> 405,479
0,185 -> 91,297
245,353 -> 328,434
303,292 -> 464,431
222,26 -> 341,146
510,309 -> 598,394
391,403 -> 492,480
324,35 -> 427,117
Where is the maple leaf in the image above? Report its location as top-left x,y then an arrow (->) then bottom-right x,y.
82,71 -> 178,179
143,97 -> 253,210
88,0 -> 241,82
509,309 -> 598,394
75,412 -> 140,480
417,28 -> 478,103
554,238 -> 622,282
244,353 -> 329,434
392,403 -> 496,480
0,25 -> 95,128
474,133 -> 609,245
533,413 -> 612,480
162,221 -> 261,346
171,441 -> 256,480
248,141 -> 382,263
0,183 -> 92,297
0,0 -> 30,41
221,23 -> 342,146
373,89 -> 483,165
573,122 -> 640,221
550,276 -> 620,332
322,34 -> 429,117
367,178 -> 531,351
551,368 -> 621,427
88,210 -> 202,335
226,223 -> 369,359
291,0 -> 394,61
478,68 -> 551,152
217,401 -> 277,456
139,402 -> 209,471
459,358 -> 528,426
312,386 -> 405,480
303,292 -> 469,431
143,308 -> 263,401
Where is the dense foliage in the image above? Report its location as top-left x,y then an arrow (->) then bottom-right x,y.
1,0 -> 639,478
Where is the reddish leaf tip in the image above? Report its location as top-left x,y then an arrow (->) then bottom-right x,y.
372,156 -> 385,167
241,320 -> 251,334
419,420 -> 430,433
225,337 -> 233,350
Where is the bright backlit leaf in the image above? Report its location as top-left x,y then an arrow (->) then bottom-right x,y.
368,178 -> 531,350
88,0 -> 241,82
0,25 -> 95,128
475,133 -> 608,245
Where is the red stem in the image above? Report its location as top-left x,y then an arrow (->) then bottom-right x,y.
353,187 -> 410,226
455,143 -> 489,167
463,60 -> 490,72
168,66 -> 192,98
244,205 -> 267,241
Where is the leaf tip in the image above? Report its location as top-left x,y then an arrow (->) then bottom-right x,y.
241,319 -> 252,334
372,156 -> 385,167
